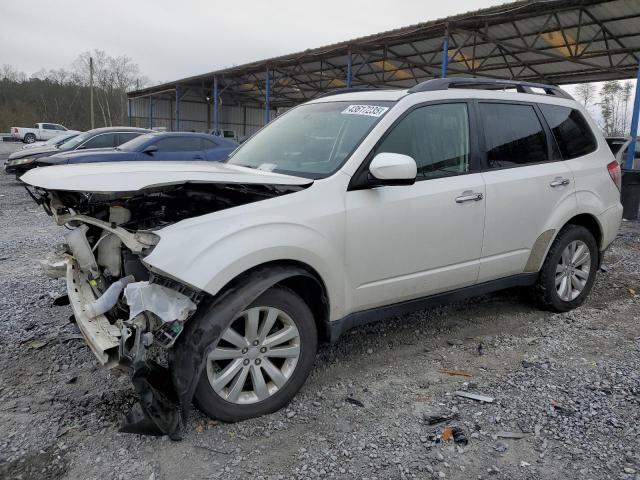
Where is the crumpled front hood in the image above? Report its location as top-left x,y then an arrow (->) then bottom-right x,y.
20,161 -> 313,193
8,146 -> 58,160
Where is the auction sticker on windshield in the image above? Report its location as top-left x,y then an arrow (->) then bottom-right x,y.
341,105 -> 389,117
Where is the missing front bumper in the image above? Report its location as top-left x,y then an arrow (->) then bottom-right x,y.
44,255 -> 121,367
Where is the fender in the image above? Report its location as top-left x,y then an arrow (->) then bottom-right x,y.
523,191 -> 578,272
144,219 -> 345,320
169,264 -> 320,412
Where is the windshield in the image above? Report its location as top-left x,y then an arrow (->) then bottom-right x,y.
53,133 -> 78,147
60,131 -> 95,151
118,133 -> 156,152
225,101 -> 393,178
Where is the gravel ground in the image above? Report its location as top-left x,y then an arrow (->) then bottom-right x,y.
1,140 -> 639,480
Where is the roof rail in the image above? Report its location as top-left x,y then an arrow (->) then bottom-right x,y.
407,77 -> 573,99
315,87 -> 379,99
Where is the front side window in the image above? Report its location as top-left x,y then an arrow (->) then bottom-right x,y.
83,133 -> 115,149
226,101 -> 393,179
43,123 -> 56,130
373,103 -> 470,179
539,104 -> 597,159
479,103 -> 548,168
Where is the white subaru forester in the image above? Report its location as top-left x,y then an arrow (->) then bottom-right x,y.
23,78 -> 623,436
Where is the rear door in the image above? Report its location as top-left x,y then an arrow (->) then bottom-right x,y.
477,101 -> 576,282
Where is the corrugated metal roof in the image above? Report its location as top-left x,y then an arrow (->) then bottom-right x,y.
129,0 -> 640,107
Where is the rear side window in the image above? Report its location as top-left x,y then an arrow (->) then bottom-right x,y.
117,132 -> 141,145
201,138 -> 218,149
479,103 -> 548,168
606,138 -> 627,155
155,137 -> 202,151
539,104 -> 597,159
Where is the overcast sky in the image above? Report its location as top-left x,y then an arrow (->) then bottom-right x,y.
1,0 -> 509,83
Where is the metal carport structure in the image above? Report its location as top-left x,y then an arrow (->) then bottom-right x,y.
127,0 -> 640,167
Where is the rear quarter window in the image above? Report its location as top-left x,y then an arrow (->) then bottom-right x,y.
539,104 -> 597,159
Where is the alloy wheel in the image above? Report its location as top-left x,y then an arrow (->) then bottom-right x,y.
206,306 -> 301,404
555,240 -> 591,302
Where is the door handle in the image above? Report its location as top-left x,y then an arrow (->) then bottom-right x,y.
455,191 -> 483,203
550,177 -> 570,187
193,155 -> 204,160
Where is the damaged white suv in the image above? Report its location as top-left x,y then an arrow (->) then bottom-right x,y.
23,78 -> 623,437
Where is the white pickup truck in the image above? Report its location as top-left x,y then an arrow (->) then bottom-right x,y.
11,123 -> 78,144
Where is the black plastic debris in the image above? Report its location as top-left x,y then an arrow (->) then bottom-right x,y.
424,412 -> 459,425
52,294 -> 70,307
345,397 -> 364,408
451,426 -> 468,445
120,361 -> 182,440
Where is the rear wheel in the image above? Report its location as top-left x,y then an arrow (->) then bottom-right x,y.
24,133 -> 36,144
534,225 -> 598,312
194,286 -> 317,422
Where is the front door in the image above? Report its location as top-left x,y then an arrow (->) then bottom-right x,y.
344,102 -> 486,314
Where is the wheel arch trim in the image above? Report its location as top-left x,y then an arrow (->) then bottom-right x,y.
170,262 -> 328,411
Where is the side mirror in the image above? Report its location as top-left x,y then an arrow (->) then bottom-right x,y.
368,152 -> 417,186
143,145 -> 158,155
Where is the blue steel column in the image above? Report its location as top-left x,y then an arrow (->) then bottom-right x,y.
175,87 -> 180,131
127,98 -> 132,126
347,50 -> 353,89
441,25 -> 449,78
148,96 -> 153,129
264,68 -> 271,125
625,59 -> 640,170
213,77 -> 219,134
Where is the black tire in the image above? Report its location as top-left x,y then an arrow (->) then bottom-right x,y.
23,133 -> 36,144
534,224 -> 598,312
193,286 -> 317,422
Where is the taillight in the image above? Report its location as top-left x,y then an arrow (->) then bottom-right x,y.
607,160 -> 622,192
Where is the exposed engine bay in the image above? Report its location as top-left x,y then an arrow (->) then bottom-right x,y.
28,181 -> 304,438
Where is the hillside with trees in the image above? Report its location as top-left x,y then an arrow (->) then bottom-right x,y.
0,50 -> 148,132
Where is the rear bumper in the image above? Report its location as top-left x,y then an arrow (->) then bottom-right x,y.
43,255 -> 121,367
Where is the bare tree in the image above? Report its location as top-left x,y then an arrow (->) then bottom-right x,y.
0,64 -> 27,82
574,83 -> 595,108
0,52 -> 150,131
72,50 -> 149,127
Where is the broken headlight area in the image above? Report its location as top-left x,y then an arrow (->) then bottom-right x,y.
34,187 -> 253,439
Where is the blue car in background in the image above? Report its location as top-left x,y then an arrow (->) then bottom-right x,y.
37,132 -> 238,166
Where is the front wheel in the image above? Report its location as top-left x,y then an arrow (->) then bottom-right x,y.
23,133 -> 36,144
534,224 -> 598,312
193,286 -> 317,422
